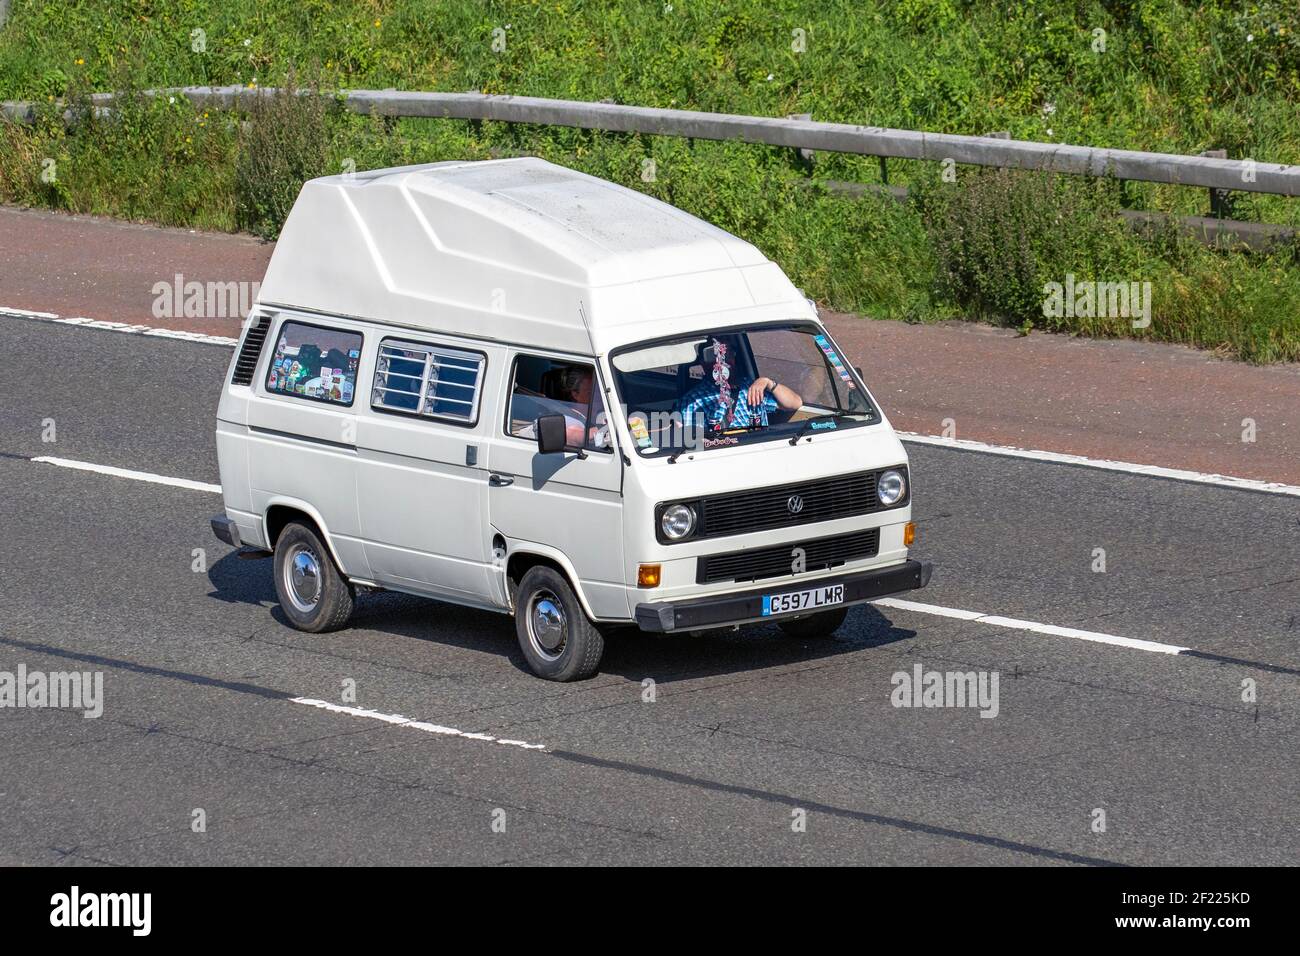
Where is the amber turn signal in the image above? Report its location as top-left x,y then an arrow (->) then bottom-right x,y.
637,563 -> 662,588
904,522 -> 916,547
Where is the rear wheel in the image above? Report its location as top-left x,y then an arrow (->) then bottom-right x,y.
778,607 -> 848,639
273,521 -> 354,632
514,566 -> 604,681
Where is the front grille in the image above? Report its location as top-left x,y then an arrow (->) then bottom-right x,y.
230,315 -> 272,386
697,470 -> 885,538
696,528 -> 880,584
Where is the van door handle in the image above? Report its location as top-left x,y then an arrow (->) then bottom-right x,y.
488,473 -> 514,487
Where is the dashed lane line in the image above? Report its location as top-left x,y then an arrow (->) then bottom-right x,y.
31,456 -> 222,494
898,432 -> 1300,498
289,698 -> 548,749
872,598 -> 1188,655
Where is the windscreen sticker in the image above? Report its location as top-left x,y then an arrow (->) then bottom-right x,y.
628,414 -> 654,449
814,334 -> 857,390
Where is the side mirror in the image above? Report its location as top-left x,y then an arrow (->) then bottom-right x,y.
536,415 -> 569,455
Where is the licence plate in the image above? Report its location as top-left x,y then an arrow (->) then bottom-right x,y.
761,583 -> 845,617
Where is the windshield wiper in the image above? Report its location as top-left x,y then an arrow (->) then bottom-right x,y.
788,412 -> 854,445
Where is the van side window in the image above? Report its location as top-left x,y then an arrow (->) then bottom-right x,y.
507,355 -> 610,452
265,321 -> 363,406
372,339 -> 485,424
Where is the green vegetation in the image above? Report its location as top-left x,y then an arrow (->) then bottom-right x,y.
1,1 -> 1297,360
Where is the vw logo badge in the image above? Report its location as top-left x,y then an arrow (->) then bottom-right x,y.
787,495 -> 804,514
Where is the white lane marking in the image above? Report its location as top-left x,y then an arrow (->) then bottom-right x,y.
290,698 -> 548,750
871,598 -> 983,623
2,305 -> 239,345
31,456 -> 222,494
872,597 -> 1189,655
899,432 -> 1300,498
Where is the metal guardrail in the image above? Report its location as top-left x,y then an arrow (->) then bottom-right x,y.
4,85 -> 1299,204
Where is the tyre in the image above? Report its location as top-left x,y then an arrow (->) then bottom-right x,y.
273,521 -> 355,632
777,607 -> 848,639
514,565 -> 604,681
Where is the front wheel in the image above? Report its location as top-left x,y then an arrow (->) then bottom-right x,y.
273,521 -> 355,632
778,607 -> 848,639
514,566 -> 604,681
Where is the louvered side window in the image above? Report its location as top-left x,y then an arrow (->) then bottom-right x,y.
372,339 -> 485,425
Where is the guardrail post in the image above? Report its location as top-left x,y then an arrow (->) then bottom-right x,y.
984,131 -> 1010,175
787,114 -> 814,171
1117,179 -> 1134,208
1202,149 -> 1234,219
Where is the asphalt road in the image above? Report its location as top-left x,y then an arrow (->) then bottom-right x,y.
1,316 -> 1297,865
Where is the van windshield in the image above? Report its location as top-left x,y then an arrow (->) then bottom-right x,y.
610,323 -> 877,457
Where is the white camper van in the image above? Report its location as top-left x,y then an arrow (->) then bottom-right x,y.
211,158 -> 931,680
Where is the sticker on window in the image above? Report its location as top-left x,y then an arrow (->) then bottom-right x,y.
266,322 -> 363,406
814,333 -> 857,390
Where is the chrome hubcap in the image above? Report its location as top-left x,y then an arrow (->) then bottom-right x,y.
527,590 -> 567,661
285,546 -> 322,612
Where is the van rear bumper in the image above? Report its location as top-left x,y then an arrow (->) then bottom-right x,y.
634,559 -> 932,633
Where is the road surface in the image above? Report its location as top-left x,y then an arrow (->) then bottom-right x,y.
1,310 -> 1296,865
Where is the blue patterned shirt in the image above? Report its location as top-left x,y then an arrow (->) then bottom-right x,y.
679,377 -> 778,431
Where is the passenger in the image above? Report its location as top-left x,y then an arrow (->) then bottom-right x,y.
678,337 -> 802,433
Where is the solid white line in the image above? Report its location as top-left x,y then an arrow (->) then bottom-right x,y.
2,306 -> 239,345
290,697 -> 548,750
872,597 -> 1189,655
0,305 -> 59,318
898,432 -> 1300,498
31,456 -> 222,494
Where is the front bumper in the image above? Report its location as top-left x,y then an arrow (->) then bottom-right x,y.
634,559 -> 932,633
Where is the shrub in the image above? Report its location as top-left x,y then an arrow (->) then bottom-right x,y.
234,76 -> 331,239
918,169 -> 1142,331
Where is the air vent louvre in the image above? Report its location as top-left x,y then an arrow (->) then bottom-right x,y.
230,315 -> 272,386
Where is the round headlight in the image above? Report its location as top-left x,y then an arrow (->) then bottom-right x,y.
877,469 -> 906,506
660,503 -> 697,540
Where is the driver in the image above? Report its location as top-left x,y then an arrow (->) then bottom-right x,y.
553,365 -> 609,449
678,336 -> 802,433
